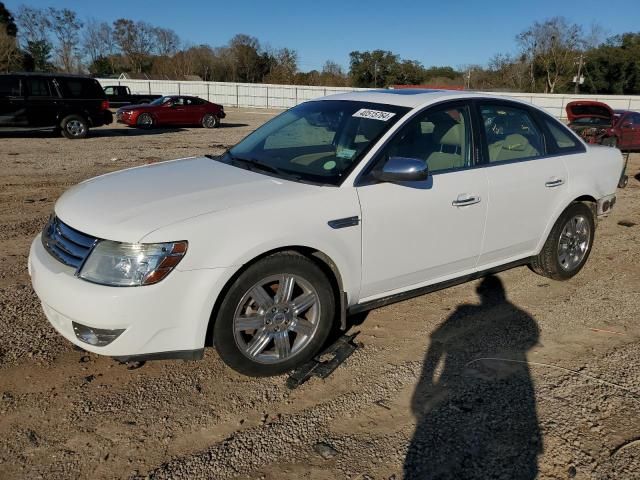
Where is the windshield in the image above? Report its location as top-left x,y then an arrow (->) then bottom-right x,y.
150,96 -> 171,106
225,100 -> 410,185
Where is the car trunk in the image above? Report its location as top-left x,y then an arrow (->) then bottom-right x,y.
565,101 -> 614,144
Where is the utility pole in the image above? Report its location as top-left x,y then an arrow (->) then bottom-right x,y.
574,53 -> 584,94
373,60 -> 378,88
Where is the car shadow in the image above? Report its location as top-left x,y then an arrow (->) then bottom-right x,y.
404,275 -> 541,480
92,127 -> 186,137
218,123 -> 250,128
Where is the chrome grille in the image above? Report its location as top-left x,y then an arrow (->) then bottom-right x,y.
42,216 -> 97,271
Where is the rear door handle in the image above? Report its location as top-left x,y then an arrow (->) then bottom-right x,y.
545,178 -> 565,188
452,195 -> 481,207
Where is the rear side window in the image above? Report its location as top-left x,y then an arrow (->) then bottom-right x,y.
545,119 -> 579,150
57,78 -> 105,99
27,78 -> 52,97
480,104 -> 545,163
0,76 -> 21,96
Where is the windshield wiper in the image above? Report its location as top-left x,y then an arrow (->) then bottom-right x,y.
225,153 -> 302,181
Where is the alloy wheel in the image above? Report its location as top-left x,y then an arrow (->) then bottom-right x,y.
66,119 -> 85,137
557,214 -> 591,271
233,274 -> 320,364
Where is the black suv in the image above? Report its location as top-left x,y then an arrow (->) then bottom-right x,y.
0,72 -> 113,139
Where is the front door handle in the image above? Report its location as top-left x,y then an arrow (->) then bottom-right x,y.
452,195 -> 481,207
545,177 -> 565,188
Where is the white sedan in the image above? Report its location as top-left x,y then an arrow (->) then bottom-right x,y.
28,90 -> 623,376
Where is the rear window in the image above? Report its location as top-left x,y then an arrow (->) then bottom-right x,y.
0,76 -> 21,96
57,78 -> 105,99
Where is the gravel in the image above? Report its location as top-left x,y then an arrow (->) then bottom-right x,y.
0,113 -> 638,479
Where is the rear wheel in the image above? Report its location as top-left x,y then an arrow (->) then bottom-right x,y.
531,202 -> 595,280
202,113 -> 220,128
60,115 -> 88,139
137,113 -> 154,128
213,253 -> 335,376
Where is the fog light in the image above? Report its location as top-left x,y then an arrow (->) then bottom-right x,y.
72,322 -> 125,347
602,200 -> 610,212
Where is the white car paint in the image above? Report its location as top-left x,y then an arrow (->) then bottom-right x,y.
28,90 -> 624,359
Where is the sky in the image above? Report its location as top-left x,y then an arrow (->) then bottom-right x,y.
5,0 -> 640,71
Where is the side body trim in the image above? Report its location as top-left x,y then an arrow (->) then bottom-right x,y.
348,258 -> 531,315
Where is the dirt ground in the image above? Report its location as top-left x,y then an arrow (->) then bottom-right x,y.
0,109 -> 639,480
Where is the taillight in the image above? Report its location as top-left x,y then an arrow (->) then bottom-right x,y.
101,100 -> 110,110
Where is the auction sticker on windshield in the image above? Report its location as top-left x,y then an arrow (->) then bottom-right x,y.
352,109 -> 396,121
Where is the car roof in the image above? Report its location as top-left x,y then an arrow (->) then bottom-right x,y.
314,89 -> 536,110
2,72 -> 98,79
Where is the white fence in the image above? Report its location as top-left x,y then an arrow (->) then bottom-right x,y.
96,78 -> 640,120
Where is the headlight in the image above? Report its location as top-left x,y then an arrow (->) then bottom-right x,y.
79,241 -> 187,287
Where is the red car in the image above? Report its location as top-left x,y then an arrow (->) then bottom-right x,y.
566,100 -> 640,151
116,95 -> 225,129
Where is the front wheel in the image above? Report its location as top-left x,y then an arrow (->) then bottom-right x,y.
531,202 -> 595,280
202,113 -> 220,128
60,115 -> 88,139
136,113 -> 154,128
213,253 -> 335,376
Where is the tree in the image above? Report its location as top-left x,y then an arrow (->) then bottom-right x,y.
83,20 -> 114,67
112,18 -> 154,73
265,47 -> 297,84
349,50 -> 401,87
49,8 -> 82,72
584,33 -> 640,94
0,28 -> 19,72
319,60 -> 348,86
228,34 -> 266,82
153,27 -> 180,56
16,6 -> 52,71
0,2 -> 17,37
0,2 -> 20,72
517,17 -> 584,93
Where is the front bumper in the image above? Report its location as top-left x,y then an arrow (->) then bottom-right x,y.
28,235 -> 230,358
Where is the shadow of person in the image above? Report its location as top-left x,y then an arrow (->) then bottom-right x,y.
404,275 -> 541,480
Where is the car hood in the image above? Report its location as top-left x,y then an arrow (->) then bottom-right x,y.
566,101 -> 613,124
55,156 -> 314,242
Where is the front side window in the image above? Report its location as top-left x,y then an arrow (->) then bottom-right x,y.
226,100 -> 409,185
480,104 -> 545,163
150,96 -> 172,105
104,86 -> 116,95
376,104 -> 473,173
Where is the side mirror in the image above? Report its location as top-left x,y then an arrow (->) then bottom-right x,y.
622,122 -> 633,128
372,157 -> 429,183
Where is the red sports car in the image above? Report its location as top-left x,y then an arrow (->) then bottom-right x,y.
566,101 -> 640,151
116,95 -> 225,129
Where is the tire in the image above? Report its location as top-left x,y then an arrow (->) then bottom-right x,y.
618,175 -> 629,189
530,202 -> 595,280
602,137 -> 618,148
202,113 -> 220,129
60,115 -> 88,139
137,113 -> 154,128
213,252 -> 335,376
